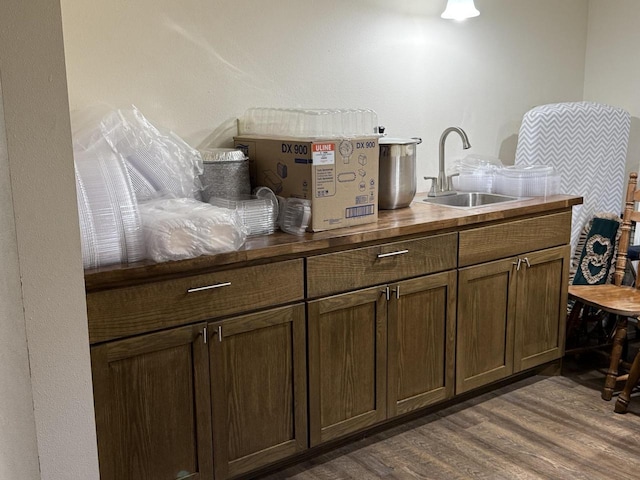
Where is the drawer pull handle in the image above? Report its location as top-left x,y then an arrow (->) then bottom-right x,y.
187,282 -> 232,293
377,249 -> 409,259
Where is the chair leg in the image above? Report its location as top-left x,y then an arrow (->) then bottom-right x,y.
603,316 -> 628,401
566,301 -> 584,347
615,351 -> 640,413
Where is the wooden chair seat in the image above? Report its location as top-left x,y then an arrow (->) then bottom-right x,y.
568,285 -> 640,317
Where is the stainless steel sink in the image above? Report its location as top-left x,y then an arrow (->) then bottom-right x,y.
422,192 -> 520,208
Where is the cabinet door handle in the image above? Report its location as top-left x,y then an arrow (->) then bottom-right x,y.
512,258 -> 522,271
523,257 -> 531,268
187,281 -> 231,293
377,249 -> 409,259
390,285 -> 400,299
202,326 -> 208,345
382,286 -> 390,301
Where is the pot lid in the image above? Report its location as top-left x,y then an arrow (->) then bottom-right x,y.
379,137 -> 422,145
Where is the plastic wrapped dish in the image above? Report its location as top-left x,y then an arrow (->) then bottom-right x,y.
138,198 -> 248,262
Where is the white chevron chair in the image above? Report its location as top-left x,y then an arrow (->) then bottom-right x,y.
515,101 -> 631,258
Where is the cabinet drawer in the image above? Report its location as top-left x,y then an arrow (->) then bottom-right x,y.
306,233 -> 457,297
87,259 -> 304,343
458,212 -> 571,267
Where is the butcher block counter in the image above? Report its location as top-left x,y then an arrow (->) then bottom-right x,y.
86,193 -> 582,480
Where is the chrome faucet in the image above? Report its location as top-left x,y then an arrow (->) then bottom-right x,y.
425,127 -> 471,197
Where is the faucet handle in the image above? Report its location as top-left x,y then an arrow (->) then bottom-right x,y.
446,173 -> 459,192
424,176 -> 438,196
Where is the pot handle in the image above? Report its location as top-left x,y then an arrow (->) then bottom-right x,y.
411,137 -> 423,144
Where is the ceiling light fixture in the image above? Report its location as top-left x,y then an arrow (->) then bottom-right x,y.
441,0 -> 480,21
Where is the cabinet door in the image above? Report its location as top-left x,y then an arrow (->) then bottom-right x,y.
457,259 -> 517,394
387,271 -> 457,417
209,304 -> 307,480
514,245 -> 570,372
91,323 -> 213,480
308,287 -> 387,446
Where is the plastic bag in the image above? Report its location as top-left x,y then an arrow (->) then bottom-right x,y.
99,106 -> 203,201
138,198 -> 248,262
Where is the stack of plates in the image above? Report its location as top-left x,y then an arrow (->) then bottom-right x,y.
75,142 -> 145,268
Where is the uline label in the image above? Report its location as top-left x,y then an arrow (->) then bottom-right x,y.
312,142 -> 335,166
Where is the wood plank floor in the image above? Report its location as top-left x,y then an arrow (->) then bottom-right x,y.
260,358 -> 640,479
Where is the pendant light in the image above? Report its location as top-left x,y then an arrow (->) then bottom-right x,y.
441,0 -> 480,20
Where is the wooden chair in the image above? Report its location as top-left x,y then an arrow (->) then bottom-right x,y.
568,172 -> 640,401
615,348 -> 640,413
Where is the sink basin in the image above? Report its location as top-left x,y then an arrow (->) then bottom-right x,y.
423,192 -> 520,208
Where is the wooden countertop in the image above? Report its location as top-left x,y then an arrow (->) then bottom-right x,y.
84,194 -> 582,291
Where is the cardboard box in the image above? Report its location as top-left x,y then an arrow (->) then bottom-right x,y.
234,135 -> 379,232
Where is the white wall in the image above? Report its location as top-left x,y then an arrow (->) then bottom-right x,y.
0,1 -> 100,479
0,84 -> 41,480
61,0 -> 589,193
584,0 -> 640,178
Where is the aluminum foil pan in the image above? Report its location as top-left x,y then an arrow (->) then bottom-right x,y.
199,148 -> 250,201
200,148 -> 247,163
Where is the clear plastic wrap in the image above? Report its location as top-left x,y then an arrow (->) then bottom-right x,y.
99,106 -> 203,201
71,105 -> 215,267
138,198 -> 248,262
74,134 -> 145,269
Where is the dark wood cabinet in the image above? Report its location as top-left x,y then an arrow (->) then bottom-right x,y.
307,287 -> 388,446
308,270 -> 457,445
387,271 -> 457,417
513,245 -> 569,372
209,304 -> 307,479
85,200 -> 579,479
456,245 -> 570,394
91,323 -> 213,480
456,258 -> 517,394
